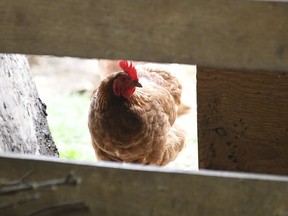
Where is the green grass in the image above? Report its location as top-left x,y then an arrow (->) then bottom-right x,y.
45,92 -> 95,161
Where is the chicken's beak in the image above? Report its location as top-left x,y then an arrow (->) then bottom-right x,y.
133,80 -> 142,87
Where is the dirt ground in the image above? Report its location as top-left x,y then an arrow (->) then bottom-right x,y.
28,55 -> 198,170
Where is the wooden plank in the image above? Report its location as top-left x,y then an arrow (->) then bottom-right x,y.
0,154 -> 288,216
197,66 -> 288,175
0,0 -> 288,70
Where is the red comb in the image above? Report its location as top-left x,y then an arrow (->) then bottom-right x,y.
119,60 -> 138,81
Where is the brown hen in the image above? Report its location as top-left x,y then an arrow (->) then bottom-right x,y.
88,60 -> 185,166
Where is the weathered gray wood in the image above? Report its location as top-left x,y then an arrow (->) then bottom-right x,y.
197,67 -> 288,175
0,54 -> 58,156
0,153 -> 288,216
1,0 -> 288,71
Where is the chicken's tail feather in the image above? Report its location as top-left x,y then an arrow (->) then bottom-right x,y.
148,126 -> 185,166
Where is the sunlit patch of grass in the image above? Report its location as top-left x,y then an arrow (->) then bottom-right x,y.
56,142 -> 95,161
45,92 -> 95,161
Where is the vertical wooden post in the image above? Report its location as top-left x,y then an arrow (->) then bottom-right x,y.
0,54 -> 58,156
197,66 -> 288,175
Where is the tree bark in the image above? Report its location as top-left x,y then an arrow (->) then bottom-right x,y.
0,53 -> 58,156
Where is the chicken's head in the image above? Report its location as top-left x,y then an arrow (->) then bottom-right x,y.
113,60 -> 142,99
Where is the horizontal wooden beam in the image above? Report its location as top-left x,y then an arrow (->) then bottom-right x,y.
0,154 -> 288,215
0,0 -> 288,71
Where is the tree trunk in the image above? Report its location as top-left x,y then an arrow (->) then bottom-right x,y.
0,53 -> 58,156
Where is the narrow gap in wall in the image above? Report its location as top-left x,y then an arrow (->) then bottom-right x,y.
28,55 -> 198,170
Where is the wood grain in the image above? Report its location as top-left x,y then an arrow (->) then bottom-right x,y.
0,54 -> 58,156
1,0 -> 288,71
0,154 -> 288,216
197,66 -> 288,175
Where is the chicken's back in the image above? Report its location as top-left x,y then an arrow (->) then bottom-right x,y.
136,64 -> 182,105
